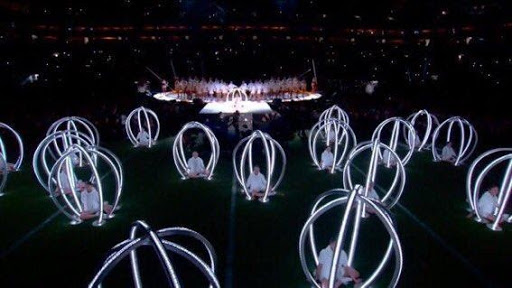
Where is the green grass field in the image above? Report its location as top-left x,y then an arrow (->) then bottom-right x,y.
0,136 -> 511,287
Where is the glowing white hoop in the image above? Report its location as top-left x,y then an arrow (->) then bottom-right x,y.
47,116 -> 100,150
172,122 -> 219,180
319,105 -> 350,125
405,110 -> 439,151
89,220 -> 220,288
0,152 -> 7,197
431,116 -> 477,166
233,130 -> 286,202
343,140 -> 406,210
466,148 -> 512,231
371,117 -> 416,166
125,106 -> 160,148
299,187 -> 403,288
308,119 -> 357,174
226,88 -> 249,102
0,122 -> 24,171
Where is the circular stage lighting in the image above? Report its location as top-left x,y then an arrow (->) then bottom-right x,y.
299,187 -> 403,288
125,106 -> 160,148
88,220 -> 220,288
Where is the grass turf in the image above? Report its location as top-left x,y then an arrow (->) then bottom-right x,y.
0,137 -> 511,287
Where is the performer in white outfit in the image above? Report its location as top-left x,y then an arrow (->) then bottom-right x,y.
187,151 -> 209,178
320,146 -> 334,170
381,149 -> 398,167
316,237 -> 361,288
54,166 -> 75,196
79,181 -> 113,220
441,142 -> 456,163
246,166 -> 269,199
477,186 -> 499,220
136,128 -> 151,147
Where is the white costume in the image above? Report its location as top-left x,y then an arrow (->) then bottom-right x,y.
318,246 -> 352,285
477,191 -> 498,218
187,157 -> 206,175
246,172 -> 267,192
382,150 -> 397,165
136,130 -> 151,146
81,187 -> 100,213
441,144 -> 456,161
58,171 -> 73,191
321,150 -> 334,169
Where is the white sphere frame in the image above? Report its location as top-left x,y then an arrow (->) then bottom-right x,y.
226,87 -> 250,101
371,117 -> 416,166
172,122 -> 220,180
466,148 -> 512,231
0,122 -> 24,171
299,187 -> 403,288
125,106 -> 160,148
233,130 -> 286,202
432,116 -> 477,166
319,105 -> 350,125
405,110 -> 439,151
89,220 -> 220,288
308,119 -> 357,174
343,140 -> 406,210
47,144 -> 123,226
33,130 -> 95,194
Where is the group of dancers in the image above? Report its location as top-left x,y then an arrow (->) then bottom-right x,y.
165,77 -> 313,101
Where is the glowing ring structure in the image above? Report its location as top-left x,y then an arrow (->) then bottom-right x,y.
0,152 -> 7,196
431,116 -> 477,166
226,88 -> 249,101
299,187 -> 403,288
33,131 -> 95,193
172,122 -> 219,180
343,141 -> 406,209
319,105 -> 350,125
89,220 -> 220,288
371,117 -> 416,166
125,106 -> 160,148
405,110 -> 439,151
466,148 -> 512,231
233,130 -> 286,202
308,119 -> 357,174
47,116 -> 100,154
0,122 -> 24,171
47,144 -> 123,226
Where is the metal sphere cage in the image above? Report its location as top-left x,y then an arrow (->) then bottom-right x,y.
371,117 -> 416,167
0,122 -> 24,171
432,116 -> 477,166
226,87 -> 250,102
47,116 -> 100,152
172,121 -> 220,180
343,140 -> 406,210
308,119 -> 357,174
466,148 -> 512,231
233,130 -> 286,202
88,220 -> 220,288
33,126 -> 123,226
319,105 -> 350,125
298,187 -> 403,288
125,106 -> 160,148
405,110 -> 439,151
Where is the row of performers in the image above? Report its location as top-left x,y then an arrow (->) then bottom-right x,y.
161,77 -> 318,96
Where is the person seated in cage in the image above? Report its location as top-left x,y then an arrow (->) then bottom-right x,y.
246,166 -> 273,199
320,146 -> 334,171
467,185 -> 504,223
136,127 -> 151,147
315,236 -> 362,288
380,149 -> 398,167
54,165 -> 75,196
78,181 -> 113,220
0,158 -> 16,174
187,151 -> 209,178
441,142 -> 456,163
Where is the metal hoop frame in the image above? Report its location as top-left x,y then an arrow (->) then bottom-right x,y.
125,106 -> 160,148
